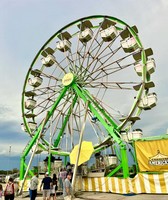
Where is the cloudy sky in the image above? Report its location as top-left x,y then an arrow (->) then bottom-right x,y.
0,0 -> 168,170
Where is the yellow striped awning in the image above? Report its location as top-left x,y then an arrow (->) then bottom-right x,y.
82,173 -> 168,194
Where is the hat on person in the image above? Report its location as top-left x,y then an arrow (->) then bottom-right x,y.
45,172 -> 49,175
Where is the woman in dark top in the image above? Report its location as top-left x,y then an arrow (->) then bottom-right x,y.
50,173 -> 57,200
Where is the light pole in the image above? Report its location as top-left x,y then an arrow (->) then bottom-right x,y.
7,146 -> 11,176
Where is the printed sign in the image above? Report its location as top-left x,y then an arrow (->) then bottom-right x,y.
135,139 -> 168,172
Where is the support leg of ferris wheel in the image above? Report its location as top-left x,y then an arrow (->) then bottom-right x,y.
19,112 -> 48,195
71,101 -> 89,194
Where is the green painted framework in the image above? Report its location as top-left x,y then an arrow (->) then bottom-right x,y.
20,15 -> 149,180
20,82 -> 130,179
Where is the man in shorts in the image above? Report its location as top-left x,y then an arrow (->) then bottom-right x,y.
40,172 -> 52,200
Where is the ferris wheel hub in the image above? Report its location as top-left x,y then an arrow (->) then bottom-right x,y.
62,72 -> 74,86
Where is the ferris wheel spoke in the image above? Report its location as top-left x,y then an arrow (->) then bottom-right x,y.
75,43 -> 88,75
81,33 -> 120,77
73,27 -> 85,72
86,48 -> 124,79
39,71 -> 61,82
98,52 -> 135,72
84,64 -> 133,84
63,49 -> 75,72
84,55 -> 135,83
84,39 -> 105,74
25,87 -> 63,102
83,81 -> 139,90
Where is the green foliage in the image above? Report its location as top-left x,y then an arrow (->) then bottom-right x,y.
0,168 -> 19,175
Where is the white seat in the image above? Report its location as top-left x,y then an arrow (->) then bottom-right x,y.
25,99 -> 36,110
134,58 -> 156,76
57,39 -> 71,52
121,37 -> 139,53
28,76 -> 43,87
100,26 -> 117,42
79,28 -> 93,43
138,93 -> 157,110
41,54 -> 55,67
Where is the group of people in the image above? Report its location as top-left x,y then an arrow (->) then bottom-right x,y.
0,164 -> 73,200
30,166 -> 73,200
0,178 -> 15,200
29,172 -> 57,200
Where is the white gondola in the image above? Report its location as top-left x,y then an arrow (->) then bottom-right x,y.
131,129 -> 143,139
28,122 -> 37,132
121,131 -> 129,142
104,155 -> 118,166
134,58 -> 156,76
41,54 -> 55,67
138,93 -> 157,110
28,76 -> 43,87
146,58 -> 156,74
121,37 -> 139,53
56,39 -> 71,52
25,99 -> 36,110
100,26 -> 117,42
79,28 -> 93,43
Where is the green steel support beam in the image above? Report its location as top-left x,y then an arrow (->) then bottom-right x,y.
107,164 -> 122,177
50,150 -> 69,156
23,163 -> 34,177
48,153 -> 51,175
64,156 -> 68,166
54,95 -> 78,147
120,145 -> 129,178
20,157 -> 25,180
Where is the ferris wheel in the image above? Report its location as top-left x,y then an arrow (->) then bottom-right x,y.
20,15 -> 156,179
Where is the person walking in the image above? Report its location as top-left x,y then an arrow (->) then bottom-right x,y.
29,173 -> 38,200
58,168 -> 67,191
40,172 -> 52,200
4,178 -> 14,200
50,174 -> 57,200
63,172 -> 72,200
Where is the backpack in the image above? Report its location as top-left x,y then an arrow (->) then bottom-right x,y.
5,183 -> 14,195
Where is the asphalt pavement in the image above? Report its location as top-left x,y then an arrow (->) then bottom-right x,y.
14,191 -> 168,200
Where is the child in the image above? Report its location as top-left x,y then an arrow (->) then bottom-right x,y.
0,184 -> 3,200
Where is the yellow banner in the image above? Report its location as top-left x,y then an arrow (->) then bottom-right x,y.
135,139 -> 168,172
